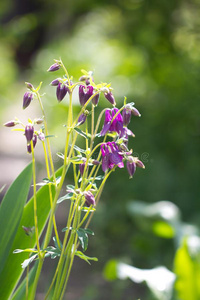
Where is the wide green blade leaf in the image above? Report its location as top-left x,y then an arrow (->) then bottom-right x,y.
0,163 -> 32,275
0,167 -> 63,299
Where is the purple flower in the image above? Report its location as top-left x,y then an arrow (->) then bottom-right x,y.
100,108 -> 124,136
25,124 -> 34,143
126,156 -> 145,178
122,106 -> 132,126
83,191 -> 96,206
79,158 -> 87,176
79,85 -> 94,106
104,91 -> 116,105
100,142 -> 124,172
56,83 -> 69,101
47,63 -> 61,72
23,92 -> 33,109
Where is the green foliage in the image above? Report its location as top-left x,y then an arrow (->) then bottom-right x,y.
0,163 -> 32,275
174,239 -> 200,300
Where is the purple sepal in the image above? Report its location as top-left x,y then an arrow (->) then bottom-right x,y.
101,142 -> 124,172
50,79 -> 60,86
104,91 -> 116,105
23,92 -> 33,109
47,63 -> 61,72
122,107 -> 132,126
38,132 -> 45,141
126,159 -> 136,178
92,93 -> 100,106
131,107 -> 141,117
56,83 -> 68,101
25,124 -> 34,143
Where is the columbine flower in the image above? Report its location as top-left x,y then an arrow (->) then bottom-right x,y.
56,83 -> 69,101
92,93 -> 100,106
126,156 -> 145,178
104,91 -> 116,105
47,63 -> 61,72
83,190 -> 96,206
79,85 -> 94,106
23,92 -> 33,109
100,108 -> 124,136
100,142 -> 124,172
25,124 -> 34,143
122,104 -> 141,126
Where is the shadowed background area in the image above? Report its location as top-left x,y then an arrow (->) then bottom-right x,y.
0,0 -> 200,299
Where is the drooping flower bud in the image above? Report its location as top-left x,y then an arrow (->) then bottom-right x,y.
25,82 -> 34,90
38,132 -> 45,141
92,159 -> 100,165
131,107 -> 141,117
25,124 -> 34,143
56,83 -> 69,101
23,92 -> 33,109
34,118 -> 43,125
136,159 -> 145,169
126,156 -> 136,178
4,120 -> 18,127
104,91 -> 116,105
50,78 -> 60,86
79,85 -> 94,106
32,134 -> 37,148
78,113 -> 87,126
47,63 -> 61,72
92,93 -> 100,106
83,191 -> 96,206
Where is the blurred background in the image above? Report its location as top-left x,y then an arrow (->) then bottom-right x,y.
1,0 -> 200,299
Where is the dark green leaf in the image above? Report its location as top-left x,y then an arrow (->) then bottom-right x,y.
57,192 -> 73,203
74,127 -> 90,140
76,229 -> 88,251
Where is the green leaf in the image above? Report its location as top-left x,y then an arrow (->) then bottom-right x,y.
0,167 -> 63,300
103,259 -> 118,281
75,250 -> 98,264
0,163 -> 32,276
57,192 -> 73,203
74,127 -> 90,140
76,229 -> 89,251
174,239 -> 200,300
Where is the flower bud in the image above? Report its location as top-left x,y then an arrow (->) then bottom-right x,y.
126,157 -> 136,178
23,92 -> 33,109
78,113 -> 87,126
136,159 -> 145,169
25,82 -> 34,90
104,91 -> 116,105
56,83 -> 69,101
131,107 -> 141,117
38,132 -> 45,141
92,93 -> 100,106
92,159 -> 100,165
34,118 -> 43,124
50,78 -> 60,86
25,124 -> 34,143
4,120 -> 18,127
83,191 -> 96,206
47,63 -> 61,72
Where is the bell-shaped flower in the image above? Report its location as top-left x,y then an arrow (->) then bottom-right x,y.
79,85 -> 94,106
126,156 -> 145,178
100,108 -> 124,136
25,124 -> 34,143
100,142 -> 124,172
56,83 -> 69,101
23,92 -> 33,109
104,91 -> 116,105
83,190 -> 96,206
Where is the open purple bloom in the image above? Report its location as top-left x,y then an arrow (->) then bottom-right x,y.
79,85 -> 94,106
100,142 -> 124,172
100,108 -> 124,136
